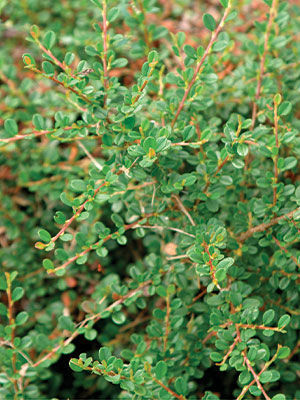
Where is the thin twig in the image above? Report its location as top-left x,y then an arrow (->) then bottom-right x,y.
237,208 -> 300,242
172,195 -> 196,226
236,346 -> 281,400
77,141 -> 103,171
171,2 -> 232,127
273,236 -> 300,269
251,0 -> 278,130
101,0 -> 109,106
273,97 -> 280,206
243,353 -> 271,400
135,225 -> 195,238
32,281 -> 151,367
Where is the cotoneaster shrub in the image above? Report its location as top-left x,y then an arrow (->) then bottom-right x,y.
0,0 -> 300,399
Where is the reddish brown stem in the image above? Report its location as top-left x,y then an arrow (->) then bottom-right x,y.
251,0 -> 278,130
204,155 -> 230,192
33,280 -> 151,367
217,325 -> 241,366
152,376 -> 185,400
243,353 -> 271,400
203,241 -> 219,288
273,100 -> 279,206
5,273 -> 18,395
50,182 -> 106,245
238,208 -> 300,242
36,40 -> 76,79
33,67 -> 92,103
101,0 -> 109,106
171,4 -> 231,128
50,215 -> 154,274
272,236 -> 300,268
163,294 -> 170,352
0,123 -> 97,144
237,346 -> 281,400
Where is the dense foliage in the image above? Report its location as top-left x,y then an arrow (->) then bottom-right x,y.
0,0 -> 299,399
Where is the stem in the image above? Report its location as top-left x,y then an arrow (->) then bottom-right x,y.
216,325 -> 240,366
77,141 -> 103,171
33,281 -> 151,367
4,273 -> 18,397
163,293 -> 170,352
135,225 -> 195,238
32,67 -> 92,103
243,353 -> 271,400
273,236 -> 300,269
50,216 -> 154,274
0,123 -> 97,144
204,155 -> 230,193
151,375 -> 185,400
237,208 -> 300,242
203,241 -> 220,288
251,0 -> 278,130
36,39 -> 76,79
137,0 -> 151,49
236,323 -> 283,332
50,182 -> 106,245
273,98 -> 279,206
171,2 -> 232,127
236,346 -> 281,400
101,0 -> 109,106
172,195 -> 195,226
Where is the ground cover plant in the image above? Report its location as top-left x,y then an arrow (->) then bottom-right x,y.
0,0 -> 300,399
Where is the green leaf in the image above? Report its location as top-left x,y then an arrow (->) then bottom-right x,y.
174,377 -> 188,395
69,359 -> 83,372
272,395 -> 286,400
64,52 -> 75,66
277,346 -> 290,359
283,157 -> 297,171
263,309 -> 275,325
112,311 -> 126,325
220,175 -> 233,185
111,58 -> 128,68
154,360 -> 167,379
260,371 -> 273,383
58,315 -> 75,332
278,314 -> 291,329
38,229 -> 51,243
215,268 -> 226,282
217,257 -> 234,269
43,259 -> 54,270
84,329 -> 97,341
107,7 -> 119,22
42,61 -> 55,75
183,45 -> 197,59
54,211 -> 66,225
99,346 -> 111,361
15,311 -> 29,325
278,101 -> 292,116
43,31 -> 56,50
148,50 -> 158,63
237,143 -> 248,157
4,119 -> 18,136
203,13 -> 216,31
70,179 -> 86,192
12,287 -> 24,302
177,32 -> 186,47
32,114 -> 45,130
219,0 -> 229,7
212,40 -> 228,52
210,352 -> 223,362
